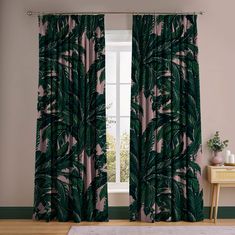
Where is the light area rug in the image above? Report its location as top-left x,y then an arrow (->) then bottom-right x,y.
68,226 -> 235,235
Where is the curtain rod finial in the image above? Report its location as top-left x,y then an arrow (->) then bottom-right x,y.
27,11 -> 33,16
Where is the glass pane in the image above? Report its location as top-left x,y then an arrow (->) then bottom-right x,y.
120,85 -> 131,116
106,52 -> 116,83
107,150 -> 116,182
120,117 -> 130,150
106,84 -> 116,116
107,117 -> 116,182
120,117 -> 130,182
120,51 -> 131,83
106,117 -> 116,151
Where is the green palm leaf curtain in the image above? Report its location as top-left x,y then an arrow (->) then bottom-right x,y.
130,15 -> 203,222
33,15 -> 108,222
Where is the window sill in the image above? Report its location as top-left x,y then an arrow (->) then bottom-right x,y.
108,182 -> 129,194
108,188 -> 129,194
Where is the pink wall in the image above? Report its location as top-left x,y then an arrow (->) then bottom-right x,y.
0,0 -> 235,207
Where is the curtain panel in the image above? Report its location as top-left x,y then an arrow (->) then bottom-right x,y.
130,15 -> 203,222
33,15 -> 108,222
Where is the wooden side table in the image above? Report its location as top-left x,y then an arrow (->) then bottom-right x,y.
207,166 -> 235,222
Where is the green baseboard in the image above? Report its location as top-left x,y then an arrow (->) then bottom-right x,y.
109,207 -> 129,219
203,207 -> 235,219
0,207 -> 129,220
0,206 -> 235,219
0,207 -> 33,219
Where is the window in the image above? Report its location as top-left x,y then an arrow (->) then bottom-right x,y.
106,30 -> 132,192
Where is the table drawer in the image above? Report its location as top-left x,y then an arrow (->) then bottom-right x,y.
211,168 -> 235,183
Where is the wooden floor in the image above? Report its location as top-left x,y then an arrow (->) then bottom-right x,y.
1,219 -> 235,235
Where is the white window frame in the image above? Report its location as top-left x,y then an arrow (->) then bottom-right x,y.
106,30 -> 132,193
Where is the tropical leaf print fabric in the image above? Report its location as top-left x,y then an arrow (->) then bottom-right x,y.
33,15 -> 108,222
130,15 -> 203,222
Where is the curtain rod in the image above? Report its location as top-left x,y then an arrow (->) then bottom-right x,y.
26,11 -> 205,16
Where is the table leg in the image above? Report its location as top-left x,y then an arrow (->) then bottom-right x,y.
214,184 -> 220,223
210,184 -> 215,220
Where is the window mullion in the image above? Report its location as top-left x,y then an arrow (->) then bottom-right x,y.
116,51 -> 121,183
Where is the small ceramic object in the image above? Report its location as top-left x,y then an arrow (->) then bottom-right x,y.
225,150 -> 231,163
229,154 -> 235,164
211,151 -> 224,166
